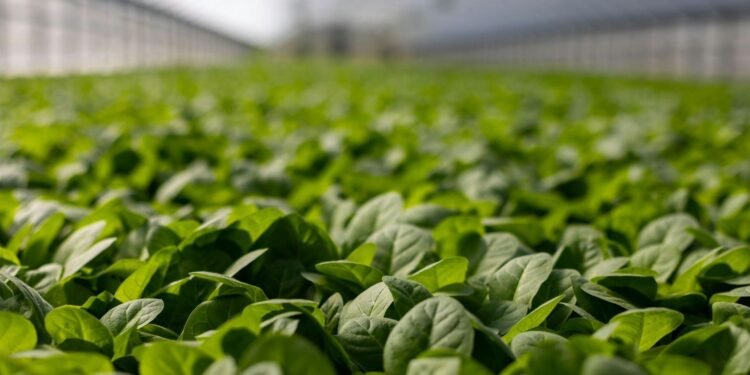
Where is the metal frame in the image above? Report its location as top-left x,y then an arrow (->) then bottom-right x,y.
0,0 -> 253,76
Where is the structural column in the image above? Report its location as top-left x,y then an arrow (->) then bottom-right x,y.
0,0 -> 7,75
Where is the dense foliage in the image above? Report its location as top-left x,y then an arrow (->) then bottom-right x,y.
1,62 -> 750,374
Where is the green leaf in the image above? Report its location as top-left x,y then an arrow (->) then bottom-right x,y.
224,248 -> 268,277
337,316 -> 397,371
487,253 -> 554,307
572,277 -> 637,322
0,311 -> 37,355
238,208 -> 286,243
346,243 -> 378,265
0,271 -> 53,337
592,273 -> 657,303
637,214 -> 698,252
199,311 -> 262,358
100,298 -> 164,336
316,260 -> 384,289
483,217 -> 545,246
238,334 -> 336,375
44,306 -> 113,354
468,313 -> 515,372
180,295 -> 252,340
202,358 -> 238,375
724,323 -> 750,375
433,215 -> 483,259
672,248 -> 723,292
532,269 -> 578,325
136,341 -> 213,375
115,247 -> 176,302
713,302 -> 750,324
399,204 -> 457,228
581,355 -> 647,375
250,214 -> 338,297
383,276 -> 433,317
630,244 -> 681,283
243,362 -> 283,375
339,282 -> 393,330
510,331 -> 566,357
155,162 -> 213,203
52,220 -> 106,264
0,247 -> 20,265
384,297 -> 474,375
585,257 -> 629,278
473,233 -> 531,276
553,232 -> 608,274
645,355 -> 711,375
342,192 -> 403,253
62,237 -> 116,278
698,247 -> 750,287
8,352 -> 114,374
367,224 -> 434,277
504,294 -> 564,342
321,293 -> 344,333
478,299 -> 528,334
189,271 -> 267,301
408,257 -> 468,292
597,308 -> 683,352
252,214 -> 338,265
660,324 -> 730,368
18,212 -> 65,267
407,351 -> 493,375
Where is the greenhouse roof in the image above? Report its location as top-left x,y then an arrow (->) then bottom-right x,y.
398,0 -> 750,50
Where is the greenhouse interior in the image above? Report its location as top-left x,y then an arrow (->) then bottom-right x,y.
1,1 -> 750,374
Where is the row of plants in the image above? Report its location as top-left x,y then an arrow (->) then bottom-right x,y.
1,62 -> 750,374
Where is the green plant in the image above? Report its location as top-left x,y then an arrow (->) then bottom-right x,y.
1,61 -> 750,374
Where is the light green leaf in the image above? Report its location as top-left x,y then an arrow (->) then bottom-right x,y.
0,271 -> 53,336
487,253 -> 553,307
366,224 -> 434,277
115,247 -> 175,301
383,276 -> 433,317
408,257 -> 468,292
598,308 -> 683,352
224,248 -> 268,277
342,192 -> 403,253
0,311 -> 37,355
136,341 -> 213,375
630,243 -> 681,283
100,298 -> 164,336
509,331 -> 566,357
407,353 -> 493,375
180,295 -> 252,340
238,334 -> 336,375
724,323 -> 750,375
321,293 -> 344,333
713,302 -> 750,324
637,214 -> 698,252
504,294 -> 564,342
346,243 -> 378,265
242,362 -> 283,375
645,355 -> 711,375
384,297 -> 474,375
316,260 -> 384,289
190,271 -> 267,301
339,282 -> 393,330
582,355 -> 647,375
337,316 -> 397,371
62,237 -> 116,278
473,233 -> 530,276
52,220 -> 106,264
44,306 -> 113,353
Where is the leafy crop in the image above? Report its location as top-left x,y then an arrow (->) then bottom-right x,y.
1,62 -> 750,374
